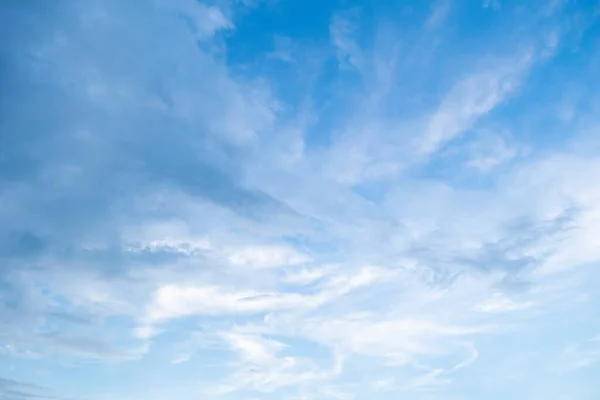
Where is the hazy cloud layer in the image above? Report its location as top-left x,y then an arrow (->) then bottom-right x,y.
1,0 -> 600,399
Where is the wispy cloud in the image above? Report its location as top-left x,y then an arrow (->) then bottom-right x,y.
142,266 -> 391,324
2,0 -> 600,399
418,50 -> 535,155
426,0 -> 452,30
556,336 -> 600,372
330,8 -> 364,71
0,377 -> 63,400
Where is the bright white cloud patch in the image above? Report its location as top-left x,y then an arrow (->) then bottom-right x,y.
227,245 -> 311,268
2,0 -> 600,400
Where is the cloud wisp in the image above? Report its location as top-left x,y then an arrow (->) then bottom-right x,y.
2,0 -> 600,399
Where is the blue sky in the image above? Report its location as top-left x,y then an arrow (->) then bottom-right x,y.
1,0 -> 600,399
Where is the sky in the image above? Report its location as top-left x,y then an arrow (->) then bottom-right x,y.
1,0 -> 600,399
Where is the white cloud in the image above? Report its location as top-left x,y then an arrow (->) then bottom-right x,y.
300,316 -> 487,365
211,332 -> 344,394
330,9 -> 363,71
476,294 -> 534,313
465,130 -> 518,172
419,51 -> 534,155
143,267 -> 392,324
222,331 -> 286,364
161,0 -> 233,39
283,268 -> 328,285
372,377 -> 395,391
212,354 -> 342,394
557,336 -> 600,371
134,325 -> 162,340
426,0 -> 451,30
4,1 -> 600,399
228,245 -> 311,268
